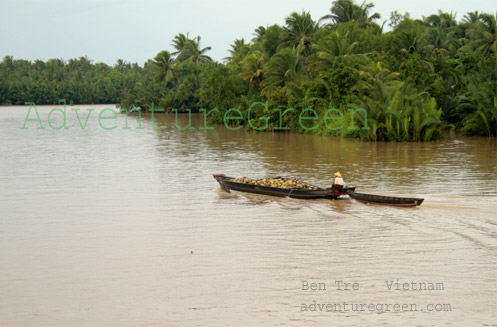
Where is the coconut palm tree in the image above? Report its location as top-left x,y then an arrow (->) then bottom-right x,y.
172,33 -> 190,56
423,10 -> 457,30
261,47 -> 306,98
321,0 -> 380,27
176,36 -> 212,65
261,24 -> 284,58
311,31 -> 358,71
464,12 -> 497,58
228,38 -> 247,56
151,50 -> 175,86
422,10 -> 458,54
392,26 -> 430,57
252,26 -> 266,42
283,11 -> 318,55
115,59 -> 130,72
463,11 -> 482,25
241,51 -> 266,86
224,38 -> 250,64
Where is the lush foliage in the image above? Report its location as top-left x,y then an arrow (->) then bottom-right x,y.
1,1 -> 496,140
0,56 -> 143,105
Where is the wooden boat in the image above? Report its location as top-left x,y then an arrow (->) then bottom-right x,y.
347,190 -> 424,206
213,174 -> 354,199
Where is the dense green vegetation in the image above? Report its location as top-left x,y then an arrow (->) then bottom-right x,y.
1,0 -> 496,140
0,57 -> 144,105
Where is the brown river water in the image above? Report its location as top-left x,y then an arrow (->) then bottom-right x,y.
0,105 -> 496,326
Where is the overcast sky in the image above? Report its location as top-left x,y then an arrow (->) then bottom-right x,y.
1,0 -> 495,65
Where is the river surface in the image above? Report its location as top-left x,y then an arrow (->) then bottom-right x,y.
0,105 -> 496,326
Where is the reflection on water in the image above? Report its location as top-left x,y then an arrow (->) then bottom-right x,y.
0,106 -> 496,326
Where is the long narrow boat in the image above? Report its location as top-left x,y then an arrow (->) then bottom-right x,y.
213,174 -> 354,199
347,190 -> 424,206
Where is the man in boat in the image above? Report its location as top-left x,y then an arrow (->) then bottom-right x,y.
332,172 -> 345,190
